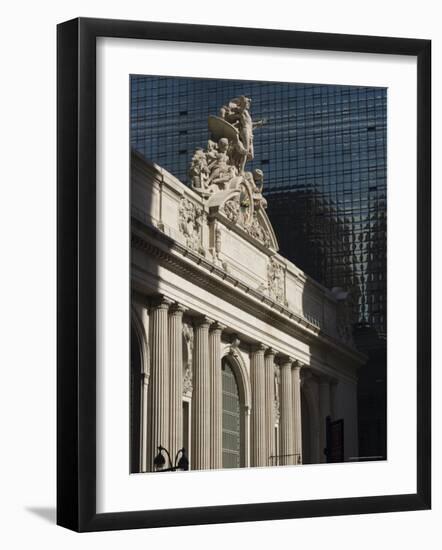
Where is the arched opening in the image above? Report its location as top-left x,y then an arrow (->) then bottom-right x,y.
130,323 -> 142,473
221,356 -> 246,468
222,358 -> 241,468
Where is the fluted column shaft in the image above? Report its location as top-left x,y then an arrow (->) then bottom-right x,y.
191,316 -> 212,470
264,349 -> 276,466
250,344 -> 267,467
168,304 -> 186,462
140,371 -> 149,472
149,296 -> 172,470
319,378 -> 331,463
292,363 -> 303,465
279,357 -> 294,465
209,322 -> 225,469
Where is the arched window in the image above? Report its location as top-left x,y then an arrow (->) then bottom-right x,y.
222,358 -> 242,468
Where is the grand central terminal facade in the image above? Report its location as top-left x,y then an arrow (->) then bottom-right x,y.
130,97 -> 366,473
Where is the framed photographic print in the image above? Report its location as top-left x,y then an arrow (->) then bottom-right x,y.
57,17 -> 431,532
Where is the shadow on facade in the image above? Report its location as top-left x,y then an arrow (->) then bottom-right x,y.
129,146 -> 366,473
267,188 -> 386,462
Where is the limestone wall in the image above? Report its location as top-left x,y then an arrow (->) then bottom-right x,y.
131,151 -> 352,348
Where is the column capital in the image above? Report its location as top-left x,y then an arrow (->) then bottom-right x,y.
150,294 -> 174,310
292,359 -> 305,371
277,354 -> 295,368
193,314 -> 214,329
250,342 -> 267,354
169,302 -> 187,316
265,347 -> 277,359
209,320 -> 227,333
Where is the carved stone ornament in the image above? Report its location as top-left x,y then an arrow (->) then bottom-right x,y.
178,197 -> 205,255
223,196 -> 240,223
273,366 -> 280,422
246,212 -> 271,247
188,96 -> 277,251
209,223 -> 229,272
267,257 -> 287,305
182,323 -> 194,397
228,334 -> 241,357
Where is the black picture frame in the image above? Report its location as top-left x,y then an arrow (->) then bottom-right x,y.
57,17 -> 431,532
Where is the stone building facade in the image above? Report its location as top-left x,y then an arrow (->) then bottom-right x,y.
130,98 -> 365,472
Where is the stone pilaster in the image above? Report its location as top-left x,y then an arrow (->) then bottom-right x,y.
250,343 -> 267,467
209,321 -> 225,470
191,315 -> 213,470
279,356 -> 294,465
168,303 -> 186,462
319,377 -> 331,463
292,361 -> 303,465
149,295 -> 172,470
264,348 -> 276,466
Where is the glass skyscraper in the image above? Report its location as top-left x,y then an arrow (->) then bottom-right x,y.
130,75 -> 387,459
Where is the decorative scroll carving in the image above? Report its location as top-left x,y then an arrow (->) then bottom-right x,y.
178,197 -> 205,255
182,323 -> 194,397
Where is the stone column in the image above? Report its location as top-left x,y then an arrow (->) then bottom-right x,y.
279,356 -> 294,465
191,316 -> 212,470
168,303 -> 186,463
264,348 -> 276,466
140,370 -> 149,472
319,377 -> 331,463
134,304 -> 150,473
149,295 -> 172,470
250,344 -> 267,467
209,321 -> 225,470
292,361 -> 303,465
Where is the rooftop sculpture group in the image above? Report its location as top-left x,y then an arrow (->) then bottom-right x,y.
189,96 -> 274,249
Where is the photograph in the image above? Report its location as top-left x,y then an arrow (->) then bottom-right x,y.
129,76 -> 387,473
0,0 -> 434,543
